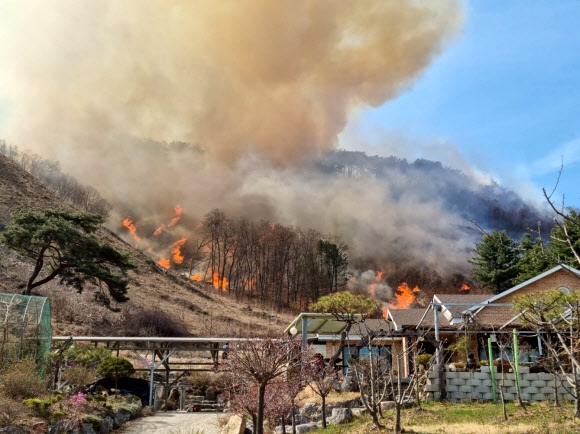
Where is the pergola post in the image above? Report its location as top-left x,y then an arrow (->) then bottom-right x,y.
133,348 -> 176,407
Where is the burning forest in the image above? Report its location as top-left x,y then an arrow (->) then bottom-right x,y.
0,1 -> 552,310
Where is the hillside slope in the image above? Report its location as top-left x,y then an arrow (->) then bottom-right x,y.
0,155 -> 292,337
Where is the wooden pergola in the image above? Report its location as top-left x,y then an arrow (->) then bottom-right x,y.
52,336 -> 252,406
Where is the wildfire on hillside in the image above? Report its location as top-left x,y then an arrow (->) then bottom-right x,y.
122,218 -> 141,242
391,282 -> 419,309
123,204 -> 193,271
154,204 -> 183,236
212,271 -> 228,292
171,236 -> 187,264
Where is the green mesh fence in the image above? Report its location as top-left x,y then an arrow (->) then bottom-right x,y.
0,293 -> 52,375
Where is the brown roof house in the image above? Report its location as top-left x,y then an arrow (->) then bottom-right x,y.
415,265 -> 580,368
286,265 -> 580,401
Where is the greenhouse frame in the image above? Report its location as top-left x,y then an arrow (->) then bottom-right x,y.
0,293 -> 52,372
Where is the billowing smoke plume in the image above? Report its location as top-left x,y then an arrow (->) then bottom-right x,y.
0,1 -> 470,279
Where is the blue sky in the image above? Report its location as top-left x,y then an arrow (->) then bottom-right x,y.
342,1 -> 580,209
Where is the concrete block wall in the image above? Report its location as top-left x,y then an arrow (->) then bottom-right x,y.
424,366 -> 574,403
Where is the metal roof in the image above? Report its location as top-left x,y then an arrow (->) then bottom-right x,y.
284,312 -> 364,336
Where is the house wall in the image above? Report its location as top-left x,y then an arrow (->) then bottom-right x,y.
425,366 -> 573,403
474,268 -> 580,326
503,268 -> 580,301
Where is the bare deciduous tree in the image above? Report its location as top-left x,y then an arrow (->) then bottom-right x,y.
224,338 -> 301,434
302,350 -> 342,428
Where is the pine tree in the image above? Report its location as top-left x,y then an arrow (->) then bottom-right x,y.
1,208 -> 135,305
468,230 -> 519,294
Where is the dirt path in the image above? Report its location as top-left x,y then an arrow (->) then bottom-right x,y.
119,411 -> 223,434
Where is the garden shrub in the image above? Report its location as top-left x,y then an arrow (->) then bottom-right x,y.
97,357 -> 135,390
23,395 -> 62,417
62,364 -> 97,390
187,372 -> 212,395
62,345 -> 112,370
0,394 -> 31,427
2,360 -> 45,399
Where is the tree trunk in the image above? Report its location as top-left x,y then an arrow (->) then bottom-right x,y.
321,394 -> 327,428
257,383 -> 266,434
25,248 -> 47,295
394,405 -> 401,434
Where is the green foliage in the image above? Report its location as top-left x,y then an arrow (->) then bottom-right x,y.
417,353 -> 433,367
515,289 -> 580,327
86,393 -> 107,402
468,230 -> 520,294
317,239 -> 350,292
514,233 -> 552,284
0,208 -> 135,304
50,410 -> 69,423
97,357 -> 135,383
548,209 -> 580,267
62,344 -> 112,370
447,335 -> 469,359
23,396 -> 60,417
1,359 -> 46,399
82,414 -> 102,428
311,291 -> 382,318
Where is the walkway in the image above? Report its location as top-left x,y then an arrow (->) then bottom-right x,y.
119,411 -> 223,434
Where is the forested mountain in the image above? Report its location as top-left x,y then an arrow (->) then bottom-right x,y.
3,141 -> 555,314
317,150 -> 550,240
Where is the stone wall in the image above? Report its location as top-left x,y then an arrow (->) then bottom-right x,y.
424,366 -> 574,402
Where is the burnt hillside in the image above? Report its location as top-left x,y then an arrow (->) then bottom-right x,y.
0,154 -> 292,337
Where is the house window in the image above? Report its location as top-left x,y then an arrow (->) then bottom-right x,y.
343,345 -> 392,367
559,286 -> 571,294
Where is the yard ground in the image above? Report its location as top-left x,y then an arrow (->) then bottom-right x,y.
119,411 -> 224,434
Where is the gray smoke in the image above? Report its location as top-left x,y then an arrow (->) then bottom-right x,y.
0,1 -> 469,276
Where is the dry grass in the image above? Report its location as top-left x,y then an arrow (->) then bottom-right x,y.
296,386 -> 360,406
0,393 -> 32,428
317,400 -> 580,434
0,241 -> 294,339
0,155 -> 295,339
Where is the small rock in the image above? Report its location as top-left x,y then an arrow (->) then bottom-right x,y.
351,407 -> 368,417
380,401 -> 396,411
205,386 -> 217,401
221,414 -> 246,434
327,408 -> 352,425
99,416 -> 114,434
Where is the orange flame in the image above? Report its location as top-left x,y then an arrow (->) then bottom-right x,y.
382,306 -> 389,319
368,271 -> 384,295
122,218 -> 141,242
190,275 -> 203,281
171,236 -> 187,264
212,271 -> 228,291
153,205 -> 183,236
168,204 -> 183,227
389,282 -> 419,309
460,283 -> 470,292
157,258 -> 170,269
